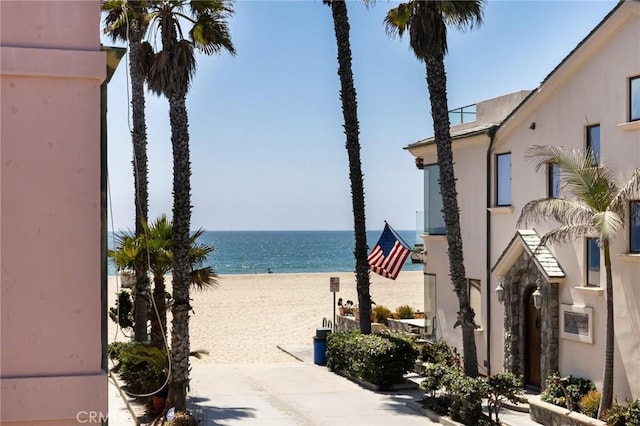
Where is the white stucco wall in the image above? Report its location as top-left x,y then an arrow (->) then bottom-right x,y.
407,1 -> 640,401
491,4 -> 640,400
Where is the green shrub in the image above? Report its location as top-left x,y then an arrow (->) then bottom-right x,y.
326,330 -> 418,387
541,372 -> 596,412
486,373 -> 525,423
626,399 -> 640,425
372,305 -> 392,324
604,400 -> 628,426
396,304 -> 415,319
108,342 -> 167,395
578,390 -> 601,419
420,340 -> 461,368
109,290 -> 133,331
448,372 -> 488,425
420,363 -> 458,397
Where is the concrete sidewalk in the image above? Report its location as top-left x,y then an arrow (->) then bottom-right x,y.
185,361 -> 437,426
109,345 -> 539,426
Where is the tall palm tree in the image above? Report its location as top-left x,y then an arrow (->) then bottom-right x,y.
103,0 -> 152,343
384,0 -> 484,377
143,0 -> 235,410
323,0 -> 372,334
517,145 -> 640,417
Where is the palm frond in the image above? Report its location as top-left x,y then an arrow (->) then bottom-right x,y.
384,2 -> 414,39
190,12 -> 235,56
610,168 -> 640,214
517,198 -> 593,229
592,210 -> 623,242
540,223 -> 595,246
440,0 -> 485,31
190,266 -> 218,291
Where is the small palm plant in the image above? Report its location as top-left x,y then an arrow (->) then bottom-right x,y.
517,145 -> 640,417
109,215 -> 218,349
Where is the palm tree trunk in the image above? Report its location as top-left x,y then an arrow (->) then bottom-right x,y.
598,243 -> 614,417
150,274 -> 167,349
424,56 -> 478,377
129,22 -> 150,343
167,94 -> 192,411
330,0 -> 371,334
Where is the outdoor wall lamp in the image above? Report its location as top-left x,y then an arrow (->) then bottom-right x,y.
532,279 -> 543,310
495,277 -> 505,304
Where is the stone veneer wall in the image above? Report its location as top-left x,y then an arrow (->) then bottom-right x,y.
502,252 -> 559,389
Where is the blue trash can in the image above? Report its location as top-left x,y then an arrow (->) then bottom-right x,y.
313,327 -> 332,365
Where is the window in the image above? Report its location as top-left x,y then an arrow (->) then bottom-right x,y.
467,279 -> 482,328
630,201 -> 640,253
496,153 -> 511,206
586,124 -> 600,164
586,238 -> 600,287
548,163 -> 560,198
630,76 -> 640,122
424,164 -> 445,235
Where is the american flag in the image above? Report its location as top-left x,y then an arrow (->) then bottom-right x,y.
368,223 -> 411,280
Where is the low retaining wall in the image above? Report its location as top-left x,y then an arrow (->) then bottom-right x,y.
528,395 -> 605,426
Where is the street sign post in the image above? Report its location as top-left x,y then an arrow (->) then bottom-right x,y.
330,277 -> 340,331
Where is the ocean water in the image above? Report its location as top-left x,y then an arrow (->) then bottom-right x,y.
107,230 -> 422,276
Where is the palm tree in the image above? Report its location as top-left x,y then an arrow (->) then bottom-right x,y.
517,145 -> 640,417
103,0 -> 152,343
323,0 -> 372,334
108,216 -> 218,350
384,0 -> 484,377
143,0 -> 235,410
143,215 -> 218,349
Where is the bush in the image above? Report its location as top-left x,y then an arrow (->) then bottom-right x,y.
578,390 -> 601,419
420,340 -> 461,368
420,363 -> 459,397
604,400 -> 628,426
108,342 -> 167,395
109,290 -> 133,331
372,305 -> 392,324
448,371 -> 489,425
396,304 -> 415,319
541,372 -> 596,413
419,362 -> 492,425
486,373 -> 525,423
326,330 -> 419,387
626,399 -> 640,425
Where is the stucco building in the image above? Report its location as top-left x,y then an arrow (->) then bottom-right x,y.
1,1 -> 122,423
407,0 -> 640,401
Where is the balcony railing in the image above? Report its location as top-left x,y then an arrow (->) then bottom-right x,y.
448,104 -> 477,126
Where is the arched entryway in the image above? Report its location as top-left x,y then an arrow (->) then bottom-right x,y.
524,285 -> 541,390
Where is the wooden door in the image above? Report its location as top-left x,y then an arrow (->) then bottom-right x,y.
524,286 -> 541,389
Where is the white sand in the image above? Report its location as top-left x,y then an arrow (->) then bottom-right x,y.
107,270 -> 424,363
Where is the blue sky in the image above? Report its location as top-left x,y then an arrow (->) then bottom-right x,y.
105,0 -> 617,232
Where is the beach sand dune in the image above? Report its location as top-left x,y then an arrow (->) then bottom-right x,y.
108,270 -> 423,363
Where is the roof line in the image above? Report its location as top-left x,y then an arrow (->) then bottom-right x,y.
494,1 -> 625,134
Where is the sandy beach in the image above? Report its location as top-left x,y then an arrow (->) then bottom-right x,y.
107,270 -> 424,363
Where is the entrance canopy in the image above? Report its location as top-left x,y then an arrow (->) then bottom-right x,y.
492,230 -> 565,283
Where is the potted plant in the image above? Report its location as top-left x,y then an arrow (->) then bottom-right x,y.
337,298 -> 354,316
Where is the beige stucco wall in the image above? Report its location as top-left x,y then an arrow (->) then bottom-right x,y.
0,1 -> 107,423
408,1 -> 639,401
491,4 -> 640,400
413,133 -> 491,372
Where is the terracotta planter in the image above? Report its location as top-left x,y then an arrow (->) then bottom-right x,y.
150,395 -> 166,416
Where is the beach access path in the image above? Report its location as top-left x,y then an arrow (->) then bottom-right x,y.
183,360 -> 437,425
